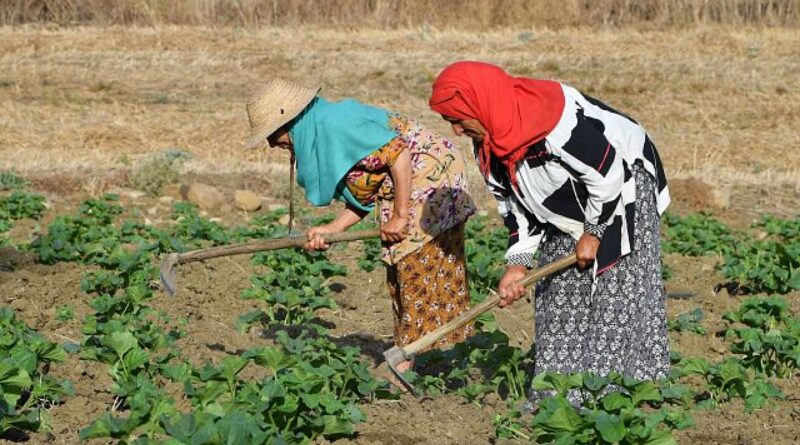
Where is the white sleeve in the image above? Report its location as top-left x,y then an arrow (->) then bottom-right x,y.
549,137 -> 625,227
482,160 -> 545,268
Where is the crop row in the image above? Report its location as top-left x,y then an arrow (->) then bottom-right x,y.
663,212 -> 800,293
0,173 -> 47,245
2,191 -> 394,443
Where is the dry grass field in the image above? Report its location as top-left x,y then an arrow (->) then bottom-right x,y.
1,24 -> 799,214
3,0 -> 798,28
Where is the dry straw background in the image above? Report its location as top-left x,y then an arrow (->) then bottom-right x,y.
2,0 -> 799,27
0,0 -> 799,210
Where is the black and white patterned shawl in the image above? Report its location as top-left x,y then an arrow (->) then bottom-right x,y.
479,84 -> 670,275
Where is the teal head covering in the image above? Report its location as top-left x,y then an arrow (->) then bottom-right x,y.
288,97 -> 397,212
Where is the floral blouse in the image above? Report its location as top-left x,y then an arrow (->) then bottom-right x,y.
344,116 -> 475,264
344,136 -> 406,205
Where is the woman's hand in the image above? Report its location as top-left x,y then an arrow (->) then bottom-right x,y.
497,265 -> 528,308
381,216 -> 408,243
305,208 -> 365,251
305,224 -> 341,251
575,233 -> 601,269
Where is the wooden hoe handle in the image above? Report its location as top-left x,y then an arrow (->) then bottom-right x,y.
175,228 -> 382,265
400,253 -> 578,356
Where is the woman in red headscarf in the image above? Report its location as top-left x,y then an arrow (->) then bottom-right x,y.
430,61 -> 671,407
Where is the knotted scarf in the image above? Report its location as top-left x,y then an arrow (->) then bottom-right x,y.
429,61 -> 565,186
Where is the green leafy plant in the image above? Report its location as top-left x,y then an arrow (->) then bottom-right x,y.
660,213 -> 800,294
55,305 -> 75,323
228,209 -> 290,242
119,220 -> 186,256
465,215 -> 508,301
31,197 -> 186,406
170,202 -> 230,247
668,308 -> 708,335
240,249 -> 346,328
0,191 -> 46,221
723,296 -> 799,377
662,212 -> 737,256
464,216 -> 509,331
0,172 -> 27,191
725,324 -> 799,378
33,194 -> 123,264
0,307 -> 74,437
661,262 -> 673,281
0,190 -> 47,244
754,214 -> 800,241
493,408 -> 531,441
529,372 -> 692,445
695,215 -> 800,294
357,236 -> 382,272
353,218 -> 383,272
675,357 -> 784,411
30,195 -> 798,445
413,329 -> 532,402
79,378 -> 177,442
83,328 -> 391,444
723,295 -> 789,331
721,239 -> 800,294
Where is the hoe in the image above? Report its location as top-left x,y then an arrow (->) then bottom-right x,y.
159,228 -> 381,296
382,253 -> 577,395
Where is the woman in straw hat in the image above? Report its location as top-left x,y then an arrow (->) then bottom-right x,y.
245,78 -> 476,378
429,61 -> 671,407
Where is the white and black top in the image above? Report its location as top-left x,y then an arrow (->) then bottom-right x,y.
481,84 -> 670,275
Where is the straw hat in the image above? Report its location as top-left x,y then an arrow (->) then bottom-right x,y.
245,78 -> 320,149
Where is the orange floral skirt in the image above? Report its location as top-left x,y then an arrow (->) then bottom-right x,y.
386,223 -> 474,349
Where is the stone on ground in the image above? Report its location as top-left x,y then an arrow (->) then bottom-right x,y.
185,183 -> 225,210
234,190 -> 262,212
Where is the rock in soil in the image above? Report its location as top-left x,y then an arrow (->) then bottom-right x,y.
234,190 -> 262,212
185,182 -> 225,210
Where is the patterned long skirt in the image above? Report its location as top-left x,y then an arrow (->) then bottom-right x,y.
530,164 -> 670,404
386,223 -> 474,349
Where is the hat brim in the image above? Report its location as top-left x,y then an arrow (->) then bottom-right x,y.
245,86 -> 320,150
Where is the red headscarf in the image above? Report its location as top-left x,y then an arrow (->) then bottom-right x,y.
429,61 -> 565,186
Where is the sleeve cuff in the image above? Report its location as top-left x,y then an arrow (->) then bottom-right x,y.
584,222 -> 607,240
506,252 -> 535,268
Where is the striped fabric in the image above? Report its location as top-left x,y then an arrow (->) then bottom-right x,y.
480,84 -> 670,275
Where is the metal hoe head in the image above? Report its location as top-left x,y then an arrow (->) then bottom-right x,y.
382,346 -> 417,395
159,253 -> 179,297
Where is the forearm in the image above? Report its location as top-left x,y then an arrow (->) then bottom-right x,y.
329,207 -> 365,232
388,148 -> 412,218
